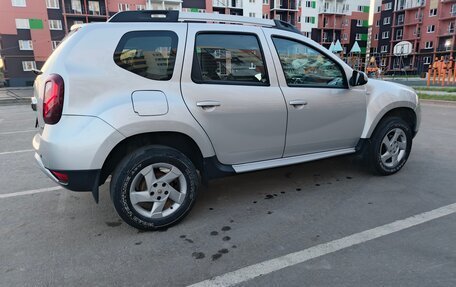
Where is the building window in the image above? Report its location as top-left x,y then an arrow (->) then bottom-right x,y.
73,20 -> 83,25
376,20 -> 379,27
303,32 -> 311,37
118,3 -> 130,11
450,22 -> 455,33
22,61 -> 36,71
263,0 -> 269,4
305,16 -> 315,24
374,33 -> 378,40
18,40 -> 33,50
427,25 -> 435,33
397,14 -> 404,24
372,47 -> 378,53
343,33 -> 348,40
249,0 -> 255,2
357,5 -> 363,12
46,0 -> 59,9
15,18 -> 30,29
356,33 -> 361,40
384,2 -> 392,10
52,41 -> 61,50
381,58 -> 387,66
249,12 -> 256,17
49,20 -> 62,30
136,4 -> 145,10
71,0 -> 82,13
376,6 -> 381,12
381,45 -> 388,53
88,1 -> 100,15
262,14 -> 269,19
452,4 -> 456,16
396,29 -> 403,40
425,41 -> 433,49
356,20 -> 362,27
383,17 -> 391,25
298,16 -> 301,23
382,31 -> 390,39
11,0 -> 26,7
429,9 -> 437,17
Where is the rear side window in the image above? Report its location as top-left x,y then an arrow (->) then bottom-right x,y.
114,31 -> 178,81
192,33 -> 269,85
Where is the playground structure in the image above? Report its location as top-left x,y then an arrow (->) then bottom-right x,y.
427,56 -> 456,86
366,56 -> 381,78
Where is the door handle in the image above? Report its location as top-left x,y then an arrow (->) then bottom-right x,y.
289,100 -> 308,108
196,101 -> 221,108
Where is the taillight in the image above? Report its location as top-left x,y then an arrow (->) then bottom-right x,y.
50,170 -> 69,184
43,74 -> 64,125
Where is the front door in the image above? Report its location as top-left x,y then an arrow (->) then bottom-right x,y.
180,24 -> 287,165
264,31 -> 367,157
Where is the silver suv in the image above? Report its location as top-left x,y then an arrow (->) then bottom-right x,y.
32,11 -> 420,230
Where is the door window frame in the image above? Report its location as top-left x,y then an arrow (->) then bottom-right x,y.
191,31 -> 271,87
270,35 -> 349,89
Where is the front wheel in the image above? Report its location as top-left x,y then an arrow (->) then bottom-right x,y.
110,146 -> 199,231
367,117 -> 413,175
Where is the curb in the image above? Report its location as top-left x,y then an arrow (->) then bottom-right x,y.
420,99 -> 456,106
0,98 -> 30,106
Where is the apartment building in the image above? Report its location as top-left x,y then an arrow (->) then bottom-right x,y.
309,0 -> 370,58
371,0 -> 456,74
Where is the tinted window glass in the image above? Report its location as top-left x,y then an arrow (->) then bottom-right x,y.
114,31 -> 178,81
193,33 -> 269,85
272,37 -> 346,88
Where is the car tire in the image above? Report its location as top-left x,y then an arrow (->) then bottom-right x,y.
110,145 -> 199,231
367,116 -> 413,176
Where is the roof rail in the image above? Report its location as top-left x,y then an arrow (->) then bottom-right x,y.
108,10 -> 301,34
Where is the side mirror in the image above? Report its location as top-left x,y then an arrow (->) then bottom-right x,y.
350,70 -> 368,86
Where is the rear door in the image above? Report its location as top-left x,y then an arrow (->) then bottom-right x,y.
180,24 -> 287,165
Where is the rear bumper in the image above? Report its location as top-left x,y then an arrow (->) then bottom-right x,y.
34,152 -> 101,193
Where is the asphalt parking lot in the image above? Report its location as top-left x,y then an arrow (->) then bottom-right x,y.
1,102 -> 456,287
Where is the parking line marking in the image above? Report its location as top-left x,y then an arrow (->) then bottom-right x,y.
0,186 -> 62,199
188,203 -> 456,287
0,149 -> 34,155
0,130 -> 36,135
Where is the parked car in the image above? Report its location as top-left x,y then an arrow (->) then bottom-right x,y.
32,11 -> 420,230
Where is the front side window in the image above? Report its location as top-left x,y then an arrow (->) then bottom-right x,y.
271,37 -> 346,88
193,33 -> 269,85
114,31 -> 178,81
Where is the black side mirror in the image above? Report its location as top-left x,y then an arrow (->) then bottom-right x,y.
350,70 -> 368,86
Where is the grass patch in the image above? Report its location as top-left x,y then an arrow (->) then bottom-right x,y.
413,86 -> 456,93
418,93 -> 456,101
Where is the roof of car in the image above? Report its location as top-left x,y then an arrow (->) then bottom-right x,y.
108,10 -> 301,35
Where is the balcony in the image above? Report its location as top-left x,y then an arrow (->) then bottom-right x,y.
319,7 -> 347,15
213,0 -> 242,9
271,0 -> 298,11
395,0 -> 425,11
63,4 -> 106,16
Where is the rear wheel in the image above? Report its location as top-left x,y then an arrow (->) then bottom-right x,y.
367,117 -> 413,175
110,146 -> 199,231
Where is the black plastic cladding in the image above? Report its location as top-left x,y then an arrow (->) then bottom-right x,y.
108,10 -> 302,34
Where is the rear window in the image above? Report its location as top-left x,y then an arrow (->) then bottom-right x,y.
114,31 -> 178,81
